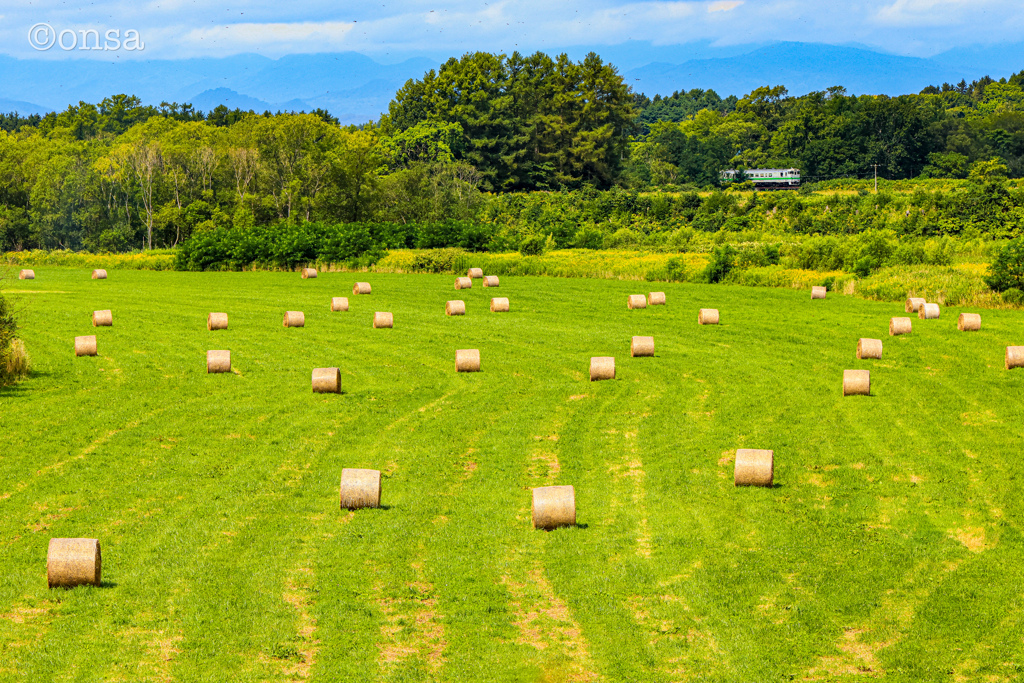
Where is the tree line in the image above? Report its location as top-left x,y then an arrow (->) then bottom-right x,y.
2,51 -> 1024,253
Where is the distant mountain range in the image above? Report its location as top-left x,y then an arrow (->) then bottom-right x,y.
1,41 -> 1022,124
621,43 -> 1000,99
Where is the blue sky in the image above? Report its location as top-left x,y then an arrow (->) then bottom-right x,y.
1,0 -> 1022,61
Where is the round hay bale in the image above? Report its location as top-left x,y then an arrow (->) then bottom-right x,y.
889,317 -> 912,336
483,275 -> 500,288
92,310 -> 112,327
628,295 -> 647,310
301,268 -> 318,279
843,369 -> 870,396
734,449 -> 774,487
74,335 -> 97,357
91,269 -> 107,280
353,282 -> 371,295
312,367 -> 341,393
47,538 -> 101,588
331,297 -> 349,312
811,286 -> 827,299
373,312 -> 393,328
919,303 -> 940,319
590,356 -> 615,381
456,349 -> 481,372
630,336 -> 654,357
283,311 -> 305,328
455,277 -> 472,290
532,485 -> 576,530
648,292 -> 666,305
207,350 -> 231,373
446,300 -> 466,316
340,468 -> 381,509
18,269 -> 34,280
1006,346 -> 1024,370
490,297 -> 510,312
467,267 -> 484,279
958,313 -> 981,331
698,308 -> 720,325
856,338 -> 883,360
905,297 -> 926,313
208,312 -> 228,330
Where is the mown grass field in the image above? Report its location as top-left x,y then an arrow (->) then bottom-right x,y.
2,268 -> 1024,682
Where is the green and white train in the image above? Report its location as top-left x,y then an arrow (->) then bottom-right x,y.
721,168 -> 801,189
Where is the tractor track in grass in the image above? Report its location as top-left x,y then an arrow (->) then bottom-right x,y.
499,397 -> 603,681
626,588 -> 730,681
802,555 -> 965,681
501,563 -> 601,682
0,413 -> 152,504
595,384 -> 658,561
275,534 -> 321,680
369,397 -> 496,681
371,557 -> 447,680
0,602 -> 57,677
112,620 -> 184,683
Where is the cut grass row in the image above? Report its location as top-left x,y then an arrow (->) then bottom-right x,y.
1,269 -> 1023,681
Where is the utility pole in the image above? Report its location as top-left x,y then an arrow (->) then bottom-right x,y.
873,164 -> 879,193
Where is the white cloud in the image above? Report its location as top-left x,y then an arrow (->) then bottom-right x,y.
0,0 -> 1023,61
873,0 -> 1011,26
708,1 -> 744,12
181,21 -> 356,51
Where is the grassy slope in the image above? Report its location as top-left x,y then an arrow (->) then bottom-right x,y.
1,269 -> 1023,682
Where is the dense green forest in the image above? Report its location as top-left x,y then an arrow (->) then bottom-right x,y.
2,50 -> 1024,255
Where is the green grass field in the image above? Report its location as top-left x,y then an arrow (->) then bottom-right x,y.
2,268 -> 1024,682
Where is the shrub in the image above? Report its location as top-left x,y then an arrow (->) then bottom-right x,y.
603,228 -> 644,248
693,210 -> 725,233
702,245 -> 736,283
1002,288 -> 1024,306
408,248 -> 466,273
853,255 -> 877,278
665,256 -> 688,282
984,238 -> 1024,292
571,226 -> 604,249
519,234 -> 547,256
